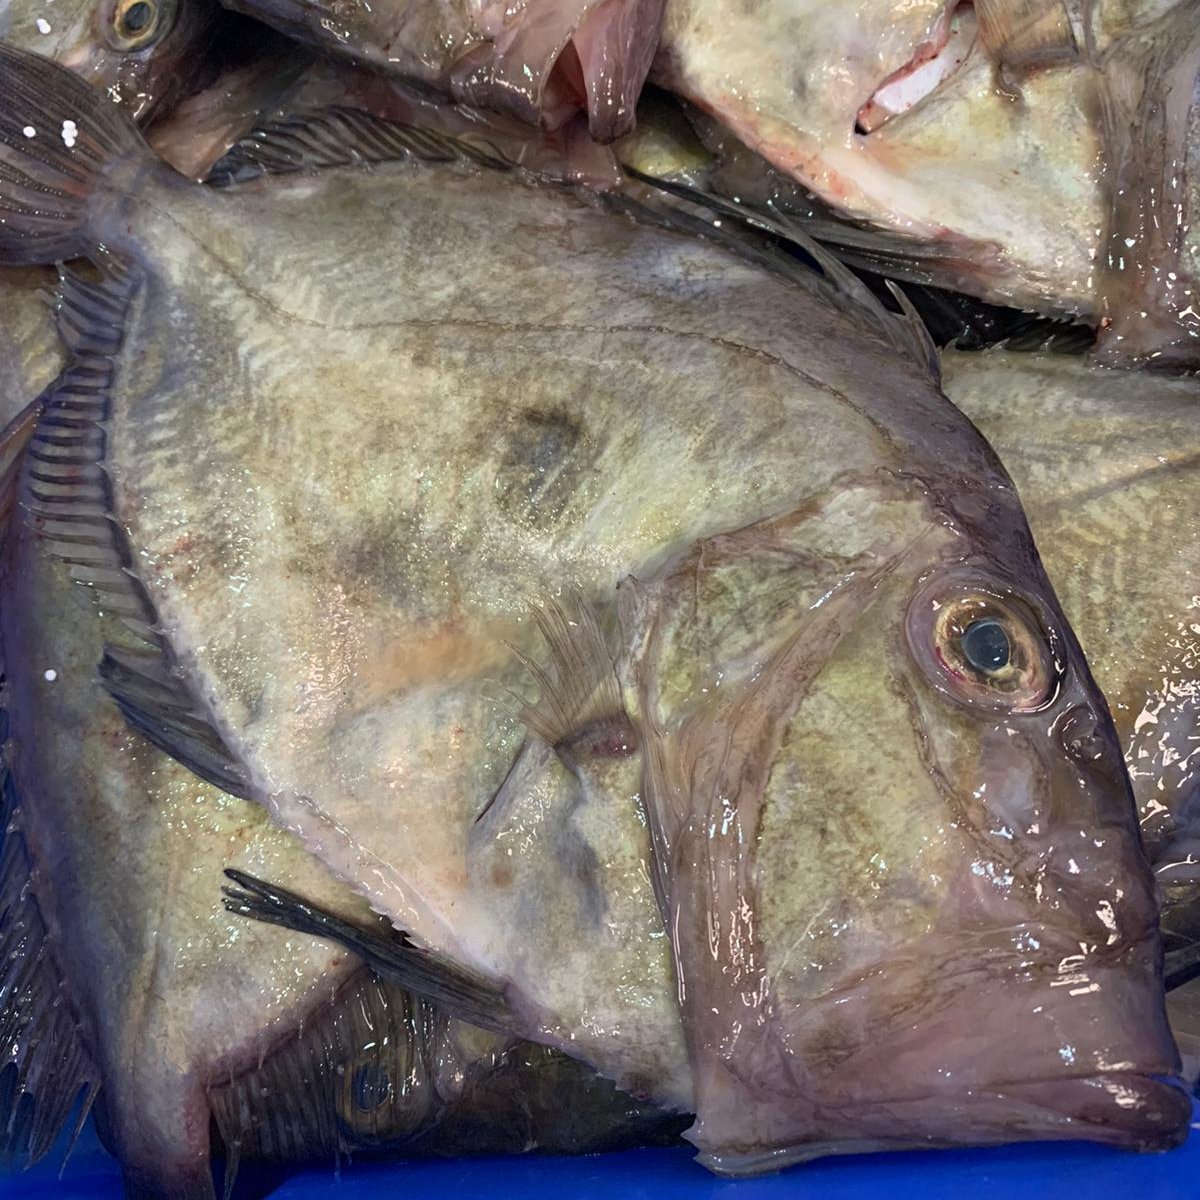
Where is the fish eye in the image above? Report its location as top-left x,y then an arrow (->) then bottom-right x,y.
961,618 -> 1009,673
108,0 -> 172,49
907,578 -> 1058,713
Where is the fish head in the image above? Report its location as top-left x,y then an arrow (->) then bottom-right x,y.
0,0 -> 218,120
616,470 -> 1189,1169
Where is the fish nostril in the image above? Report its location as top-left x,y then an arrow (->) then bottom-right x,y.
1057,705 -> 1108,765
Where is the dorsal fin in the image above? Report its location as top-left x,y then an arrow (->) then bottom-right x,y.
22,261 -> 253,800
0,683 -> 98,1165
204,106 -> 517,189
619,168 -> 941,380
206,104 -> 938,374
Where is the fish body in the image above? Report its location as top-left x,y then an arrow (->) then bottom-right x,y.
0,346 -> 680,1200
0,47 -> 1188,1171
1093,3 -> 1200,367
940,349 -> 1200,863
940,346 -> 1200,1018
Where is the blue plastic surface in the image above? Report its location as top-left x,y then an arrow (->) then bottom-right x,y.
3,1106 -> 1197,1200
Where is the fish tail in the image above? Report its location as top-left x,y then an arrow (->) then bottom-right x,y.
0,45 -> 148,266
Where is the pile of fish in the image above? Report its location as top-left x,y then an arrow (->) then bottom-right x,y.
0,0 -> 1197,1196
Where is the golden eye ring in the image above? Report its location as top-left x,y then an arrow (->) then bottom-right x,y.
107,0 -> 172,51
907,574 -> 1060,713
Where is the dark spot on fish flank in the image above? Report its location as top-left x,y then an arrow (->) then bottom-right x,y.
490,863 -> 514,889
494,407 -> 593,529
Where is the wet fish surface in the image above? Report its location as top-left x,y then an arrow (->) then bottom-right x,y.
213,0 -> 664,142
0,44 -> 1191,1176
650,0 -> 1199,322
0,266 -> 60,422
940,347 -> 1200,976
0,0 -> 220,120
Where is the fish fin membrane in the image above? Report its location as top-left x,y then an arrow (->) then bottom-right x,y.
449,0 -> 663,142
208,969 -> 443,1168
26,263 -> 254,799
222,870 -> 518,1037
0,45 -> 145,266
99,648 -> 253,800
0,690 -> 99,1165
512,592 -> 626,749
614,171 -> 942,381
204,106 -> 521,188
0,396 -> 46,549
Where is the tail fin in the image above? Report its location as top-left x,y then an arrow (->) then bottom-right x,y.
0,45 -> 146,265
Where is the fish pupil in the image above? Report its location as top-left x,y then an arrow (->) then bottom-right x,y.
961,618 -> 1010,673
121,2 -> 152,32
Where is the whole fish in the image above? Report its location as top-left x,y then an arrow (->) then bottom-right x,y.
213,0 -> 664,142
0,45 -> 1189,1173
0,0 -> 219,121
650,0 -> 1196,319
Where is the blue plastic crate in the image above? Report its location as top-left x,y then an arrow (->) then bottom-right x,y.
4,1105 -> 1197,1200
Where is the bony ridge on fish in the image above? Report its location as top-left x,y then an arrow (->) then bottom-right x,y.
0,43 -> 1190,1172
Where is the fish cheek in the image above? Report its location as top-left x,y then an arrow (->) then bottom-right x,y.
754,600 -> 964,1017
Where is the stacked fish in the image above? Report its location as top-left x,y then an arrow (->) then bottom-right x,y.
0,1 -> 1198,1197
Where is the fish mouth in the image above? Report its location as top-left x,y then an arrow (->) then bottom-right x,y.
695,1071 -> 1192,1177
856,2 -> 978,134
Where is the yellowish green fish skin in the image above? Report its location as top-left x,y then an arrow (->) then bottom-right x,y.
0,45 -> 1189,1174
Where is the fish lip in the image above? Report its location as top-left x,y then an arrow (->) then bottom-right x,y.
693,1072 -> 1192,1177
